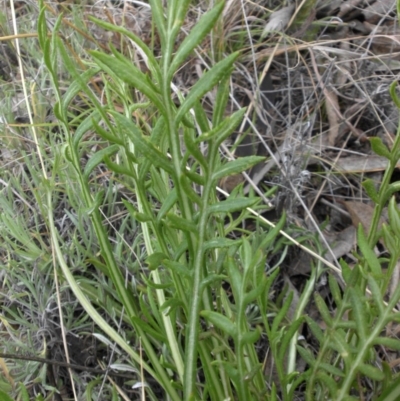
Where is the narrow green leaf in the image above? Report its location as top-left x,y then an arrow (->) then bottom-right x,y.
157,188 -> 178,222
203,238 -> 241,251
305,316 -> 324,343
51,14 -> 63,72
207,197 -> 258,214
372,337 -> 400,350
179,174 -> 202,205
90,51 -> 165,112
335,321 -> 357,330
387,276 -> 400,310
21,385 -> 31,401
64,67 -> 101,111
381,181 -> 400,207
277,317 -> 304,362
367,276 -> 385,314
382,361 -> 393,390
103,156 -> 136,178
357,224 -> 381,275
376,378 -> 400,401
200,274 -> 226,290
183,128 -> 208,170
168,2 -> 224,78
315,372 -> 338,397
251,249 -> 267,287
160,298 -> 186,315
260,212 -> 286,249
150,115 -> 166,145
314,292 -> 333,328
382,224 -> 399,257
297,345 -> 315,366
53,100 -> 64,123
388,197 -> 400,238
219,361 -> 240,384
271,292 -> 293,334
197,108 -> 246,144
175,52 -> 239,123
319,363 -> 346,377
358,363 -> 385,381
240,237 -> 252,274
167,1 -> 184,35
241,327 -> 261,345
37,4 -> 48,53
148,0 -> 166,48
139,117 -> 167,179
43,38 -> 52,75
362,178 -> 379,203
173,240 -> 189,260
330,329 -> 354,357
73,110 -> 101,147
243,279 -> 267,305
88,190 -> 105,216
164,260 -> 192,278
200,311 -> 237,337
398,0 -> 400,22
212,156 -> 265,181
110,112 -> 174,175
166,213 -> 198,234
389,80 -> 400,109
146,252 -> 168,270
349,288 -> 367,341
227,256 -> 242,301
83,144 -> 119,179
0,390 -> 13,401
184,169 -> 206,186
122,199 -> 153,222
328,273 -> 343,308
213,72 -> 231,126
193,100 -> 211,133
92,118 -> 124,146
340,258 -> 353,285
370,137 -> 391,158
131,316 -> 165,342
143,275 -> 172,289
88,16 -> 161,81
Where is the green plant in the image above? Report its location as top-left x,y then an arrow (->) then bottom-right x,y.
296,81 -> 400,400
33,0 -> 288,399
3,0 -> 400,400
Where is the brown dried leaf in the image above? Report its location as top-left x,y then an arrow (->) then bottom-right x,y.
335,155 -> 400,173
325,226 -> 357,262
325,89 -> 340,146
343,201 -> 385,233
219,174 -> 245,192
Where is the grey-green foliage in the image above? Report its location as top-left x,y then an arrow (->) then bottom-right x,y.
298,81 -> 400,400
34,0 -> 287,400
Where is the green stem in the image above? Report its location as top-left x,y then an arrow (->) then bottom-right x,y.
368,128 -> 400,246
183,196 -> 211,400
236,301 -> 251,400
